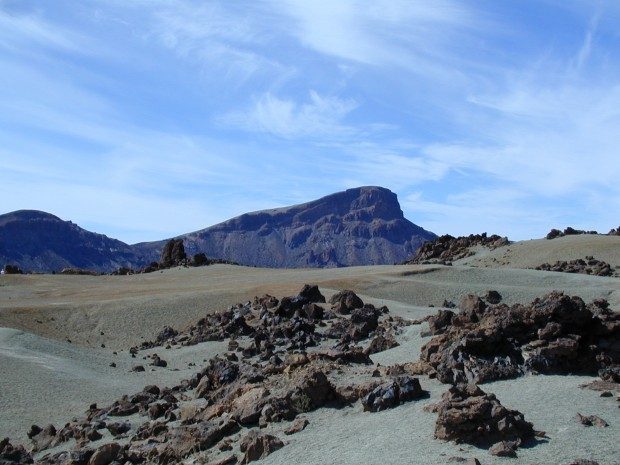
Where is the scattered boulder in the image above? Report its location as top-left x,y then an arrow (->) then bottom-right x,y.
534,257 -> 615,277
489,440 -> 518,457
0,438 -> 33,464
2,264 -> 23,275
160,238 -> 186,268
298,284 -> 326,303
239,431 -> 284,464
106,422 -> 130,437
428,310 -> 454,335
421,291 -> 620,385
284,417 -> 309,435
546,227 -> 599,240
361,376 -> 425,412
329,290 -> 364,314
87,443 -> 121,465
364,334 -> 399,355
430,384 -> 538,452
485,290 -> 502,305
575,413 -> 608,427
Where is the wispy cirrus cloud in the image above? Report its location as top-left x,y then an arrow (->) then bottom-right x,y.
220,91 -> 358,139
1,0 -> 619,242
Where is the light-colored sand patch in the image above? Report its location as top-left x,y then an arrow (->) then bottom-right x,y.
0,327 -> 227,442
2,264 -> 617,350
259,373 -> 619,465
458,234 -> 620,270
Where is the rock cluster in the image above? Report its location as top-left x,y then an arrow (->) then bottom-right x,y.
420,292 -> 620,385
12,286 -> 425,465
59,268 -> 100,276
534,257 -> 615,277
2,264 -> 23,274
427,384 -> 540,457
135,285 -> 407,359
545,227 -> 599,239
404,233 -> 509,265
113,239 -> 238,275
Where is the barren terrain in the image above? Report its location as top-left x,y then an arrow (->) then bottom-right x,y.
1,235 -> 619,464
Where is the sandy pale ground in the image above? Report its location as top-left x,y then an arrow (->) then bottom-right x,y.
457,234 -> 620,270
1,236 -> 619,462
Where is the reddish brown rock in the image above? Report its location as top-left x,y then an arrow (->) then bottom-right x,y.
284,417 -> 309,435
432,384 -> 538,451
87,443 -> 121,465
239,431 -> 284,464
329,290 -> 364,314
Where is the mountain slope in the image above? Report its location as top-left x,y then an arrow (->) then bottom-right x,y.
134,186 -> 436,268
0,210 -> 142,273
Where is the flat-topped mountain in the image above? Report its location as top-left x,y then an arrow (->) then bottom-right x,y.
1,187 -> 436,272
0,210 -> 142,273
134,186 -> 436,268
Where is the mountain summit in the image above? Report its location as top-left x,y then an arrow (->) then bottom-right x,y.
1,187 -> 436,272
135,186 -> 436,268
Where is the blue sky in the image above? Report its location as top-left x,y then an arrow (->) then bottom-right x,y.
1,0 -> 619,243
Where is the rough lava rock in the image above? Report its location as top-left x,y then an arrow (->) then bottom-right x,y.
429,384 -> 539,453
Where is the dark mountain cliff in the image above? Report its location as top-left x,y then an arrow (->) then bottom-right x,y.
1,187 -> 436,272
134,186 -> 436,268
0,210 -> 142,273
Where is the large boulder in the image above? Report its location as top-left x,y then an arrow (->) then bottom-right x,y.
361,376 -> 425,412
431,384 -> 538,451
329,290 -> 364,314
239,431 -> 284,464
0,438 -> 33,464
160,239 -> 186,267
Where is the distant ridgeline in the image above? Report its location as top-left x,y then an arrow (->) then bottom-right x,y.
0,186 -> 436,274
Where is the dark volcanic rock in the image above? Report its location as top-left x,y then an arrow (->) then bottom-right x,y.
546,227 -> 599,239
420,291 -> 620,385
239,431 -> 284,464
0,437 -> 33,464
160,239 -> 186,267
430,384 -> 538,451
534,257 -> 615,277
405,233 -> 508,265
2,264 -> 23,274
361,376 -> 425,412
134,186 -> 436,268
329,290 -> 364,314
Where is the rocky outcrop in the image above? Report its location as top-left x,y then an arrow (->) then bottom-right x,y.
159,239 -> 186,267
420,291 -> 620,385
546,227 -> 599,239
134,186 -> 436,268
0,437 -> 33,464
404,233 -> 508,265
427,384 -> 539,456
361,376 -> 426,412
534,257 -> 615,277
2,264 -> 23,274
10,285 -> 423,465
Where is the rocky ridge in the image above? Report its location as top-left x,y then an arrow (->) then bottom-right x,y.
533,257 -> 616,277
404,233 -> 509,265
